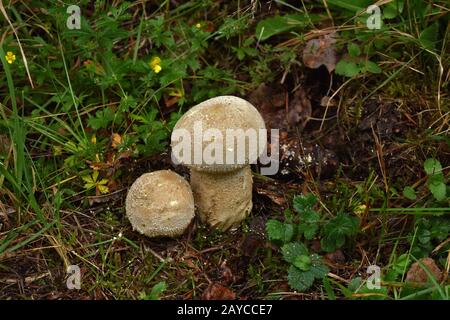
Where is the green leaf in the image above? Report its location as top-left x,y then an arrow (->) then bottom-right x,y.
235,47 -> 245,60
409,0 -> 430,20
348,43 -> 361,57
335,59 -> 361,77
298,222 -> 319,240
364,60 -> 382,74
348,277 -> 363,292
322,276 -> 336,300
419,23 -> 439,51
297,209 -> 320,240
353,284 -> 388,300
159,63 -> 187,86
81,175 -> 94,184
287,265 -> 314,291
427,173 -> 444,186
389,254 -> 411,279
325,0 -> 372,12
255,14 -> 318,41
403,186 -> 417,200
294,194 -> 320,240
293,194 -> 317,212
321,213 -> 359,252
283,208 -> 294,223
383,0 -> 404,19
266,220 -> 294,243
309,254 -> 329,279
281,242 -> 308,264
301,209 -> 320,223
424,158 -> 442,175
428,181 -> 446,201
88,107 -> 118,130
424,158 -> 446,201
418,229 -> 431,244
286,255 -> 329,291
119,95 -> 137,112
140,281 -> 167,300
293,255 -> 311,271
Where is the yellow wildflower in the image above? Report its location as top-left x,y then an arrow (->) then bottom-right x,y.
153,64 -> 162,73
354,204 -> 367,216
5,51 -> 16,64
149,56 -> 162,73
195,23 -> 202,29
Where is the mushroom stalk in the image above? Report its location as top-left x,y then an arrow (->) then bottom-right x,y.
190,166 -> 252,230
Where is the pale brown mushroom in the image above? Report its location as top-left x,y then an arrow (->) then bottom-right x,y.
171,96 -> 267,230
125,170 -> 195,238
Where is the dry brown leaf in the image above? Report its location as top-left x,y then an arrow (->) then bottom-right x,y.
0,134 -> 11,154
202,283 -> 236,300
406,257 -> 443,284
302,33 -> 337,73
324,250 -> 345,265
320,96 -> 337,107
219,260 -> 235,284
111,133 -> 122,149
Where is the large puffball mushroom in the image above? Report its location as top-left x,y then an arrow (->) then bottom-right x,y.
171,96 -> 267,230
125,170 -> 195,238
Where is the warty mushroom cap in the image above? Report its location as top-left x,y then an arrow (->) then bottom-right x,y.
171,96 -> 267,172
125,170 -> 195,238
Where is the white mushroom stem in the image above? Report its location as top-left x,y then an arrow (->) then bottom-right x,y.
189,166 -> 253,230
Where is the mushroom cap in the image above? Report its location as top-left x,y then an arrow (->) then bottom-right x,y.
171,96 -> 267,172
125,170 -> 195,238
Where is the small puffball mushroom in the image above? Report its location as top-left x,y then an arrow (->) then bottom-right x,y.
125,170 -> 195,238
171,96 -> 267,230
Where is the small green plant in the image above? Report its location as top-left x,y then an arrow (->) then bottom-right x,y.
335,43 -> 382,77
81,169 -> 109,195
282,242 -> 329,291
423,158 -> 447,202
402,157 -> 448,202
266,194 -> 329,291
139,281 -> 167,300
409,216 -> 450,258
266,194 -> 362,291
320,212 -> 360,253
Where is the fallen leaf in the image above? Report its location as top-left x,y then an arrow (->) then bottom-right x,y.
164,88 -> 184,107
163,95 -> 181,108
320,96 -> 337,107
219,260 -> 235,284
324,250 -> 345,265
406,257 -> 443,284
111,133 -> 122,149
255,181 -> 287,205
202,283 -> 236,300
302,33 -> 338,73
